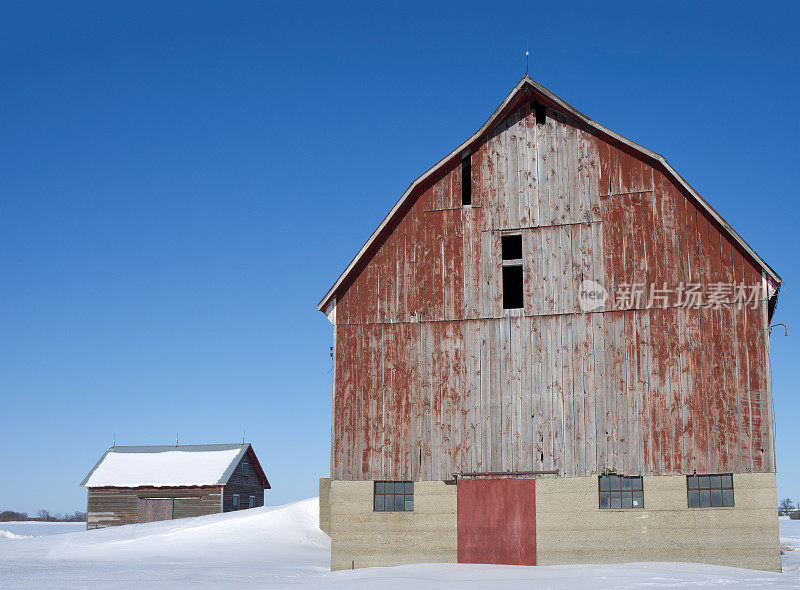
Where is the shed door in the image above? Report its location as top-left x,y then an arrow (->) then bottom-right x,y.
457,478 -> 536,565
137,499 -> 174,523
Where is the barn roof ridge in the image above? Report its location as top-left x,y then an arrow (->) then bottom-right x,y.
103,443 -> 248,452
317,75 -> 780,314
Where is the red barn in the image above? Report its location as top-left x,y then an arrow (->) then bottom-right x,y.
317,76 -> 781,572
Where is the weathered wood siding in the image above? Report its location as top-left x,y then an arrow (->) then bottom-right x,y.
329,100 -> 775,481
222,450 -> 266,511
86,486 -> 223,529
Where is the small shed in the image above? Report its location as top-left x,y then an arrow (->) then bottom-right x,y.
80,443 -> 270,529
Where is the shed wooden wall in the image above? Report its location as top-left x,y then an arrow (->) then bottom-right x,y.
329,99 -> 775,481
222,451 -> 266,511
86,486 -> 222,529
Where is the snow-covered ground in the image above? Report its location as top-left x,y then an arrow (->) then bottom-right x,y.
0,522 -> 85,538
1,499 -> 798,589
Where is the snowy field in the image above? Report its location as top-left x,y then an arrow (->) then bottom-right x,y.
1,500 -> 799,589
0,522 -> 85,539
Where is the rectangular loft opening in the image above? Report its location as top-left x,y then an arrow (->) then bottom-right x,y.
502,234 -> 522,260
462,153 -> 472,206
535,103 -> 547,125
501,234 -> 523,309
502,265 -> 523,309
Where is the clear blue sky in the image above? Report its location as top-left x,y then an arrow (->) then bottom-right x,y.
1,1 -> 798,514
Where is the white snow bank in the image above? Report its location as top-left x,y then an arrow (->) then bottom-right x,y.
0,498 -> 798,589
83,448 -> 241,487
0,522 -> 85,537
0,529 -> 32,539
779,517 -> 800,548
779,517 -> 800,573
0,498 -> 327,565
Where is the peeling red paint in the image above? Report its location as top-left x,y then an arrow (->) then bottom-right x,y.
328,105 -> 775,481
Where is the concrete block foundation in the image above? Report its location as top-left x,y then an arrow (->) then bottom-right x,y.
329,480 -> 456,570
326,472 -> 780,572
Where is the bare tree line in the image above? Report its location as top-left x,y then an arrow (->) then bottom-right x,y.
780,497 -> 799,516
0,509 -> 86,522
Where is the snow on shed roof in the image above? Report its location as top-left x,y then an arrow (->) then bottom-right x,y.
80,443 -> 269,488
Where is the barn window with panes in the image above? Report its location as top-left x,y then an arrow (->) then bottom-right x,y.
374,481 -> 414,511
249,495 -> 255,509
233,494 -> 240,508
242,462 -> 248,477
502,234 -> 523,309
687,474 -> 734,507
461,152 -> 472,206
599,475 -> 644,509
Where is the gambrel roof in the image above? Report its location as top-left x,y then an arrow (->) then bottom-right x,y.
80,443 -> 270,488
318,75 -> 780,314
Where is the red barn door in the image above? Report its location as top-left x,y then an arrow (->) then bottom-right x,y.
457,478 -> 536,565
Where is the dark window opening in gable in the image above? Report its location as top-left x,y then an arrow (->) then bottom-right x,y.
501,234 -> 523,310
502,265 -> 523,309
461,154 -> 472,206
535,102 -> 547,125
502,234 -> 522,260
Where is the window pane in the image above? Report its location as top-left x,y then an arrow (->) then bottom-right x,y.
622,477 -> 632,491
711,489 -> 722,507
709,475 -> 721,490
723,489 -> 734,507
621,491 -> 633,508
610,493 -> 621,509
687,475 -> 698,490
631,477 -> 643,491
395,495 -> 405,511
405,482 -> 414,494
375,482 -> 384,494
632,491 -> 644,508
374,495 -> 384,511
405,497 -> 414,511
599,476 -> 610,491
721,474 -> 733,489
688,490 -> 700,508
611,476 -> 621,491
700,490 -> 711,507
699,476 -> 710,489
599,491 -> 610,508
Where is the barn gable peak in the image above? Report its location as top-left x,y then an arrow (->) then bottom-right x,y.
317,76 -> 780,316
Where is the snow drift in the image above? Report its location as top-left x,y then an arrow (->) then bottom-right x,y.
1,498 -> 799,589
0,498 -> 327,565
